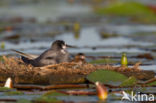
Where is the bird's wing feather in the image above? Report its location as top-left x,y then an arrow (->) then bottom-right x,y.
11,49 -> 38,59
35,50 -> 58,66
37,49 -> 57,59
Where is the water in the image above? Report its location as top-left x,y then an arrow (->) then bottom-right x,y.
0,27 -> 153,55
0,0 -> 156,103
0,1 -> 91,22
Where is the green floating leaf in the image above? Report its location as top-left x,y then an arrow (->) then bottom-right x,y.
90,58 -> 118,64
5,91 -> 24,95
120,76 -> 137,87
43,90 -> 67,96
0,87 -> 12,92
35,96 -> 62,103
87,70 -> 128,85
146,81 -> 156,86
35,90 -> 65,103
17,99 -> 32,103
95,2 -> 155,16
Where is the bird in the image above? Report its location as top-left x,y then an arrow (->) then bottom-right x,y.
12,40 -> 72,67
72,53 -> 86,65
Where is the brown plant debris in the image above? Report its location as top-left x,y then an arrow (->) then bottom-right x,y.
0,56 -> 155,85
136,53 -> 154,60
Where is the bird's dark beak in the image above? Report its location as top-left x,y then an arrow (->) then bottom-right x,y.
66,44 -> 78,48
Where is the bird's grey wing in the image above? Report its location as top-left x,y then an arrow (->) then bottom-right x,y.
11,49 -> 38,59
35,50 -> 58,66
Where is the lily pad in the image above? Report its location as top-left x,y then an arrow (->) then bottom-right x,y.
94,2 -> 156,23
120,76 -> 137,87
90,58 -> 118,64
17,99 -> 32,103
100,32 -> 119,39
5,91 -> 24,95
0,87 -> 13,92
146,81 -> 156,86
34,90 -> 66,103
95,2 -> 155,16
43,90 -> 67,96
86,70 -> 128,85
34,96 -> 62,103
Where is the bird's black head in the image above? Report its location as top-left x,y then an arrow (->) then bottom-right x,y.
77,53 -> 85,56
51,40 -> 66,50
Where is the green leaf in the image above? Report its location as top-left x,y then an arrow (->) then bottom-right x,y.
94,2 -> 156,23
17,99 -> 32,103
43,90 -> 67,96
1,42 -> 5,50
86,70 -> 128,85
35,91 -> 65,103
146,81 -> 156,86
95,2 -> 155,16
120,76 -> 137,87
90,58 -> 118,64
35,96 -> 62,103
0,87 -> 12,92
5,91 -> 24,95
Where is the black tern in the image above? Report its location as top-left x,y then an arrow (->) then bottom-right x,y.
12,40 -> 72,67
72,53 -> 86,64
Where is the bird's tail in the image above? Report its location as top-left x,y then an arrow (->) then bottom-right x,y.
11,49 -> 37,59
21,56 -> 32,64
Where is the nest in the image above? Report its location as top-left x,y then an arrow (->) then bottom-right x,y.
0,56 -> 155,85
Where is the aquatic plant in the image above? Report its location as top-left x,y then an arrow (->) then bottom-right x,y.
95,2 -> 155,16
120,76 -> 137,87
95,82 -> 108,100
34,96 -> 62,103
90,58 -> 118,64
94,2 -> 156,23
0,56 -> 154,85
0,42 -> 5,50
121,52 -> 128,67
4,77 -> 13,88
73,22 -> 80,33
5,91 -> 24,95
87,70 -> 128,86
0,87 -> 12,92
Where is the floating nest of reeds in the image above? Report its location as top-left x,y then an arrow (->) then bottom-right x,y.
0,56 -> 155,85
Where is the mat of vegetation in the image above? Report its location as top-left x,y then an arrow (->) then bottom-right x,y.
0,56 -> 155,85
